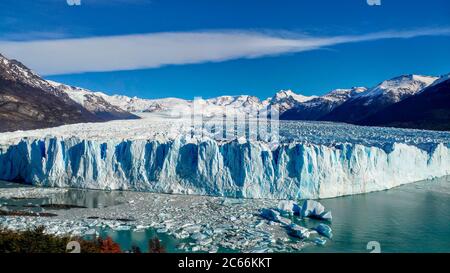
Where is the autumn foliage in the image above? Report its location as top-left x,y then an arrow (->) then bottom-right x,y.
0,226 -> 167,253
98,237 -> 122,253
0,227 -> 122,253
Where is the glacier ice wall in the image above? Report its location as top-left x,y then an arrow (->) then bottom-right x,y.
0,136 -> 449,199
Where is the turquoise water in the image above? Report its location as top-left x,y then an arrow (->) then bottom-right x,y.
1,176 -> 449,253
96,228 -> 183,253
304,176 -> 450,253
100,176 -> 450,253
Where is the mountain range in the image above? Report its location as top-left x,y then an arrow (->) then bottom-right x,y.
357,75 -> 450,131
0,53 -> 449,132
0,53 -> 139,132
281,74 -> 450,131
319,75 -> 439,123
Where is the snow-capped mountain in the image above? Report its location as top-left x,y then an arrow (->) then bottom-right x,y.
262,90 -> 317,113
321,74 -> 439,123
428,73 -> 450,88
0,53 -> 138,132
2,53 -> 448,132
47,81 -> 139,121
359,74 -> 438,100
94,93 -> 189,113
81,89 -> 313,117
358,74 -> 450,130
281,87 -> 367,120
0,54 -> 102,132
0,53 -> 53,92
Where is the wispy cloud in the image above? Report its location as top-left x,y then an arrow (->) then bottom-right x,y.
0,28 -> 449,75
0,30 -> 70,42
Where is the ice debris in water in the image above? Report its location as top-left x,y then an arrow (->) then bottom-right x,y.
0,184 -> 315,253
261,208 -> 281,222
315,223 -> 333,239
261,199 -> 333,242
296,200 -> 332,221
277,200 -> 296,215
288,224 -> 312,239
313,237 -> 327,246
265,199 -> 332,221
0,186 -> 68,199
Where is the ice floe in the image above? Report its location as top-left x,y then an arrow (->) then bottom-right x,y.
315,223 -> 333,239
288,224 -> 311,239
1,183 -> 318,253
297,200 -> 332,221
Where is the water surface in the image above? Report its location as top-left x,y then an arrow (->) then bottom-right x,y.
1,176 -> 449,253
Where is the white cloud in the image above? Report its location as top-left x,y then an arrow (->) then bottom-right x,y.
0,28 -> 449,75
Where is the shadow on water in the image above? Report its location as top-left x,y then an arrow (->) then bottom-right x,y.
0,184 -> 124,212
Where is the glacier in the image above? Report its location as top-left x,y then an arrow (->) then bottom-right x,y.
1,117 -> 450,199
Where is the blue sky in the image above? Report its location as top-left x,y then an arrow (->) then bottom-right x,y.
0,0 -> 449,99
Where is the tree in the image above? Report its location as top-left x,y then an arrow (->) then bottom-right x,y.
98,237 -> 122,253
148,237 -> 166,253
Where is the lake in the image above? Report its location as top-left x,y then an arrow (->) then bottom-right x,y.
1,176 -> 449,253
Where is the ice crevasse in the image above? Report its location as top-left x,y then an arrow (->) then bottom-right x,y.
0,136 -> 449,199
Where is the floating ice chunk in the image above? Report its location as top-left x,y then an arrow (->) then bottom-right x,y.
115,225 -> 132,231
213,227 -> 226,234
250,248 -> 270,253
313,237 -> 327,246
296,200 -> 332,221
85,229 -> 97,236
209,246 -> 219,253
319,211 -> 332,221
191,232 -> 208,241
277,200 -> 295,215
288,224 -> 311,239
277,216 -> 292,226
299,200 -> 324,216
135,225 -> 149,231
254,221 -> 264,228
183,224 -> 202,234
199,238 -> 213,246
315,223 -> 333,238
192,246 -> 200,252
260,208 -> 281,222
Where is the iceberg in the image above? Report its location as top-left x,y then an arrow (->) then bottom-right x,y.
277,200 -> 296,215
319,211 -> 332,221
277,216 -> 292,226
315,224 -> 333,238
260,209 -> 281,222
288,224 -> 311,239
296,200 -> 332,221
313,237 -> 327,246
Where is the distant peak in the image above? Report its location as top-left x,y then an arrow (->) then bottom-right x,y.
273,89 -> 316,103
360,74 -> 439,99
429,73 -> 450,88
0,52 -> 40,78
384,74 -> 438,84
327,87 -> 367,95
274,89 -> 296,98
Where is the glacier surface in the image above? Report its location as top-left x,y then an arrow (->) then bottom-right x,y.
0,115 -> 449,199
